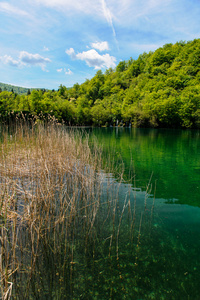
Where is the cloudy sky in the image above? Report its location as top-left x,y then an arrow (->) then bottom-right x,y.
0,0 -> 200,89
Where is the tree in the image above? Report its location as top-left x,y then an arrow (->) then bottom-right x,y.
116,61 -> 126,73
58,84 -> 67,97
179,86 -> 200,128
29,90 -> 44,115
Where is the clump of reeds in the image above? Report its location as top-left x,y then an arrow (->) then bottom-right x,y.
0,118 -> 154,299
0,118 -> 103,297
0,119 -> 109,297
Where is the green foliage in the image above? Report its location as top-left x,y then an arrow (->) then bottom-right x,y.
0,82 -> 37,95
1,38 -> 200,127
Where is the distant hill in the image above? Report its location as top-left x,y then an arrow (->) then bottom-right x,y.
0,82 -> 42,95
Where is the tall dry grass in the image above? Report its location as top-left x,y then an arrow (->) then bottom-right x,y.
0,120 -> 154,299
0,120 -> 104,298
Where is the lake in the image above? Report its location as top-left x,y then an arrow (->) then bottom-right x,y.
85,127 -> 200,299
87,127 -> 200,206
1,125 -> 200,299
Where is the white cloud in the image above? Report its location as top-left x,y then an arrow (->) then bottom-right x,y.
101,0 -> 116,37
0,51 -> 51,71
0,55 -> 22,67
0,2 -> 29,17
19,51 -> 51,65
65,48 -> 76,59
91,41 -> 110,51
57,67 -> 73,75
66,47 -> 116,69
30,0 -> 117,38
64,68 -> 73,75
43,46 -> 49,51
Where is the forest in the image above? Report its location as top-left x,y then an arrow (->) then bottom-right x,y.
0,82 -> 36,95
1,38 -> 200,128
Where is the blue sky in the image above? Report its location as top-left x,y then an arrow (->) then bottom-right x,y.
0,0 -> 200,90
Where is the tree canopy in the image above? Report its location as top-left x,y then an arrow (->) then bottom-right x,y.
1,39 -> 200,128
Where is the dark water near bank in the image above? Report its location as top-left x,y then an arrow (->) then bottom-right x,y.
85,127 -> 200,299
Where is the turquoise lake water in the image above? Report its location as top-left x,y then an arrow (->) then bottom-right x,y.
87,127 -> 200,207
84,127 -> 200,299
2,127 -> 200,299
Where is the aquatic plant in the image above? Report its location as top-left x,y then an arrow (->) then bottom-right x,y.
0,119 -> 146,299
1,119 -> 197,299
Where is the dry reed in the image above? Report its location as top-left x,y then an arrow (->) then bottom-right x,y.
0,119 -> 154,299
0,120 -> 103,298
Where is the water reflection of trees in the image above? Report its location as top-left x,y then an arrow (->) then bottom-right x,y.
88,127 -> 200,207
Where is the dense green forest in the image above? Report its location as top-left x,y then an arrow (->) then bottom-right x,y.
1,39 -> 200,128
0,82 -> 37,95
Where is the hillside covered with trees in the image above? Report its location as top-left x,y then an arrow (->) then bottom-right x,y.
1,39 -> 200,128
0,82 -> 38,95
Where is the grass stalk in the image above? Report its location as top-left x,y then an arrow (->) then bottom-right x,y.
0,118 -> 155,298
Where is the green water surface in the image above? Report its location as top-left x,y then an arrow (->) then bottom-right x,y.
3,127 -> 200,299
88,127 -> 200,206
84,127 -> 200,299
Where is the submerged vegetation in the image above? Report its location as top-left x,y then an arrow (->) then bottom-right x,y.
0,119 -> 200,299
0,119 -> 146,299
1,38 -> 200,128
